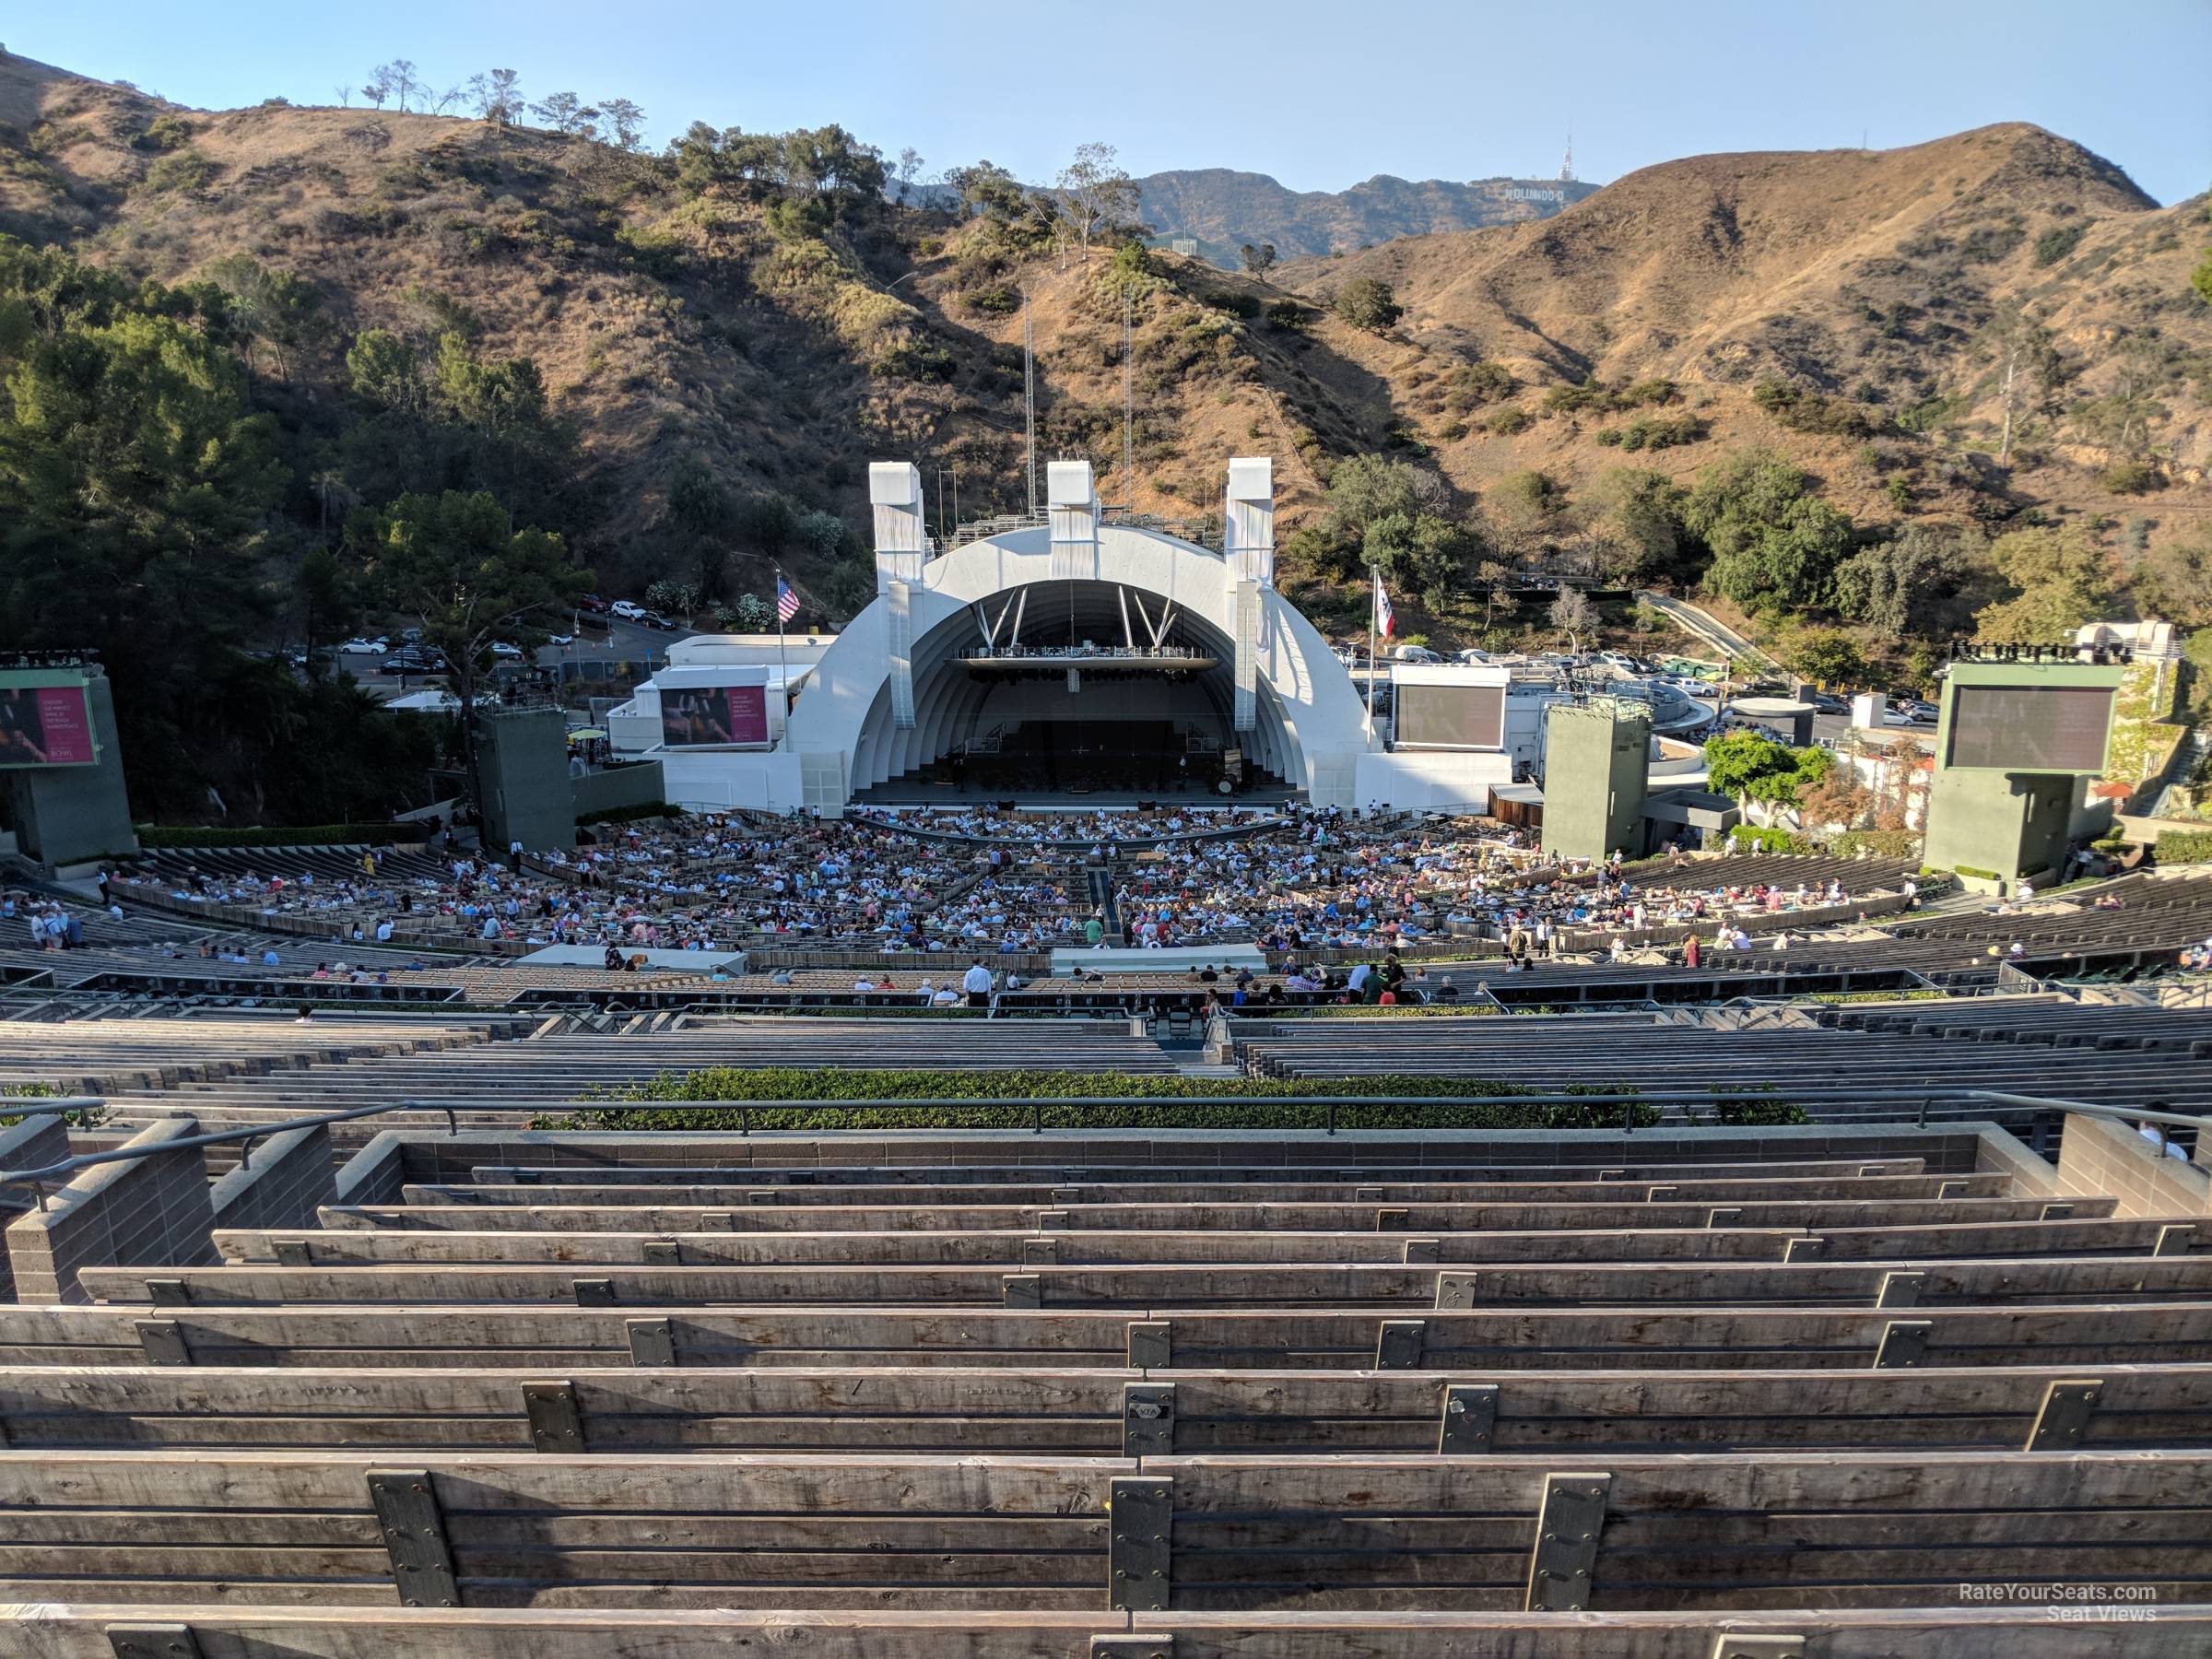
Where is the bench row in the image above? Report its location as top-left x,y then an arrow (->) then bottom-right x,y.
0,1363 -> 2196,1455
0,1449 -> 2201,1611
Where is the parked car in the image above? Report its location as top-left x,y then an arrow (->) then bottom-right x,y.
1804,691 -> 1851,714
487,641 -> 524,659
641,612 -> 682,631
610,599 -> 649,621
1882,698 -> 1938,726
337,637 -> 389,655
1391,644 -> 1441,664
381,648 -> 449,676
1456,649 -> 1492,665
546,632 -> 574,647
577,594 -> 612,615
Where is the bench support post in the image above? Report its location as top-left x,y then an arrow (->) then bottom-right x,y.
1376,1319 -> 1426,1370
1127,1320 -> 1171,1369
2025,1378 -> 2104,1452
1873,1319 -> 1933,1369
367,1468 -> 460,1608
135,1319 -> 191,1366
1524,1470 -> 1610,1611
523,1380 -> 585,1453
1439,1382 -> 1500,1453
1875,1271 -> 1925,1309
106,1627 -> 205,1659
626,1316 -> 676,1367
1124,1382 -> 1175,1455
1108,1475 -> 1173,1612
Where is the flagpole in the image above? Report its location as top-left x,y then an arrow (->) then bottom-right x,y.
774,564 -> 789,746
1365,563 -> 1378,751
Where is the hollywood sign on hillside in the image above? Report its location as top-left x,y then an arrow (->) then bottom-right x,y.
1507,185 -> 1567,204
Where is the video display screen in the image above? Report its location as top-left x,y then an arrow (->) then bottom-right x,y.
1394,683 -> 1506,750
0,676 -> 98,769
661,685 -> 770,747
1946,684 -> 2113,773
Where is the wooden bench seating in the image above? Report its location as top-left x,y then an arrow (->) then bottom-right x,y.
2,1362 -> 2206,1455
9,1301 -> 2212,1372
0,1449 -> 2202,1612
206,1213 -> 2195,1270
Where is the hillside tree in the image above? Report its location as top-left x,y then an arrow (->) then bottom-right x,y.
369,60 -> 418,113
1973,524 -> 2112,643
532,91 -> 599,137
468,69 -> 524,125
1335,276 -> 1401,333
1681,448 -> 1853,615
1240,242 -> 1277,277
1362,511 -> 1473,613
347,489 -> 591,817
1548,586 -> 1599,650
1703,731 -> 1831,817
1055,143 -> 1139,260
600,98 -> 647,153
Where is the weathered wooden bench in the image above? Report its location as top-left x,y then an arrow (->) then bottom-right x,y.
0,1363 -> 2203,1456
210,1214 -> 2196,1271
7,1303 -> 2211,1372
0,1450 -> 2201,1612
76,1254 -> 2212,1311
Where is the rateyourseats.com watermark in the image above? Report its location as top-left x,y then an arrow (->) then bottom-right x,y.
1959,1583 -> 2161,1621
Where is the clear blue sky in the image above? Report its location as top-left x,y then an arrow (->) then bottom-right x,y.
14,0 -> 2210,205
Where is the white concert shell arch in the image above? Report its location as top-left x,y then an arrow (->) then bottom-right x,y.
785,523 -> 1371,807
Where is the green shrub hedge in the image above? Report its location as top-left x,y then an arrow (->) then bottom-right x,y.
539,1067 -> 1707,1133
1727,826 -> 1813,853
2156,830 -> 2212,865
1828,830 -> 1920,860
135,823 -> 430,848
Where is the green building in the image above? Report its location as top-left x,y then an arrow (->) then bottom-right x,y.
1541,700 -> 1652,864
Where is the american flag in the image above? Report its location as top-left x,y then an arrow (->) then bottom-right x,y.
775,578 -> 801,624
1374,575 -> 1395,640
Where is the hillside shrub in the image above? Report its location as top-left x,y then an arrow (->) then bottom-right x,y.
2033,224 -> 2088,267
546,1068 -> 1670,1134
1335,277 -> 1401,333
133,113 -> 192,153
1200,289 -> 1261,319
1444,361 -> 1517,409
1750,378 -> 1881,439
2100,459 -> 2162,495
1727,825 -> 1814,853
142,151 -> 218,194
1265,299 -> 1309,331
2155,830 -> 2212,865
1487,406 -> 1534,435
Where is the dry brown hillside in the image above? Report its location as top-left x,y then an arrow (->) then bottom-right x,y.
4,51 -> 2206,614
1278,125 -> 2212,531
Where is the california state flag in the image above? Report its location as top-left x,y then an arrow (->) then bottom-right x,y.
1375,576 -> 1395,640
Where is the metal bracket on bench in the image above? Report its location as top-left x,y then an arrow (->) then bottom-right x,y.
1439,1382 -> 1499,1453
273,1239 -> 312,1267
1127,1321 -> 1171,1369
106,1626 -> 205,1659
523,1380 -> 585,1453
1645,1185 -> 1677,1203
367,1469 -> 460,1608
1873,1320 -> 1933,1369
1524,1470 -> 1610,1611
702,1210 -> 735,1231
572,1278 -> 617,1306
2039,1202 -> 2076,1221
145,1278 -> 189,1307
626,1317 -> 676,1368
1936,1180 -> 1970,1199
1022,1237 -> 1059,1266
1089,1637 -> 1170,1659
1875,1271 -> 1925,1309
642,1241 -> 680,1266
1706,1207 -> 1743,1228
1123,1382 -> 1175,1455
1355,1185 -> 1385,1200
135,1319 -> 191,1367
1435,1271 -> 1478,1310
1783,1236 -> 1829,1262
1403,1237 -> 1440,1265
1107,1475 -> 1173,1612
1376,1319 -> 1426,1370
2155,1223 -> 2199,1256
1710,1637 -> 1806,1658
1003,1273 -> 1043,1309
1037,1209 -> 1071,1228
2025,1378 -> 2103,1452
1375,1206 -> 1410,1230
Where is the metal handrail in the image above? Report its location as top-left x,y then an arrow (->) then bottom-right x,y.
1,1086 -> 2201,1205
